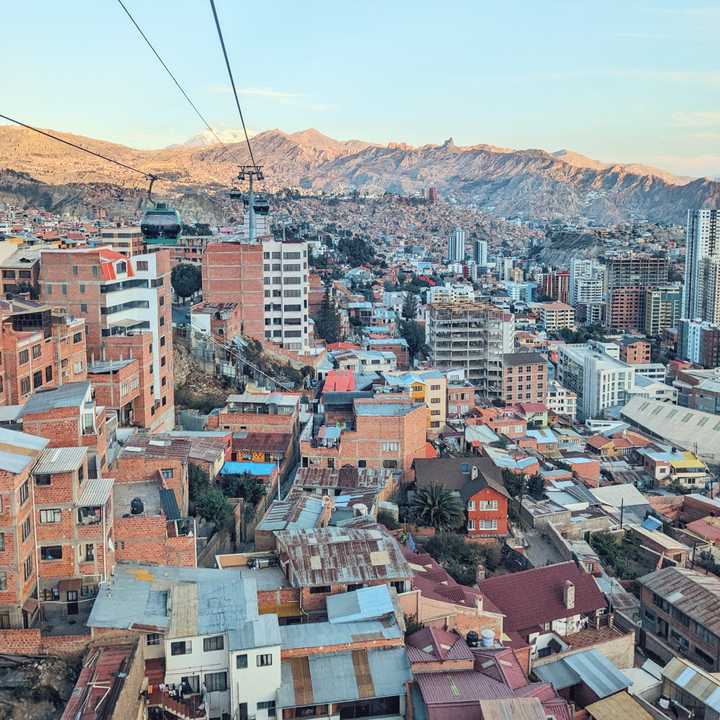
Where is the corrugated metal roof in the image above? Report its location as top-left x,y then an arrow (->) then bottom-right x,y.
274,526 -> 410,588
479,698 -> 547,720
415,670 -> 515,704
533,649 -> 630,699
638,567 -> 720,637
228,614 -> 282,651
662,657 -> 720,712
220,461 -> 276,477
0,426 -> 49,452
278,647 -> 411,708
0,450 -> 35,474
34,446 -> 87,475
585,692 -> 652,720
159,488 -> 180,521
77,477 -> 114,507
326,585 -> 394,624
19,382 -> 91,415
280,618 -> 401,650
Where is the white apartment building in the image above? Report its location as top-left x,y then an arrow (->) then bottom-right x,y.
545,380 -> 577,420
557,343 -> 635,421
427,283 -> 475,305
569,259 -> 605,306
683,209 -> 720,319
88,565 -> 282,720
447,227 -> 466,262
262,238 -> 310,352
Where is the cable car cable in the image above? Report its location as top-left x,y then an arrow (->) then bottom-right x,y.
0,112 -> 159,181
115,0 -> 227,150
208,0 -> 257,167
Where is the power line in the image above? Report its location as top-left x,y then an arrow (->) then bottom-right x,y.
0,112 -> 158,181
208,0 -> 258,167
116,0 -> 227,150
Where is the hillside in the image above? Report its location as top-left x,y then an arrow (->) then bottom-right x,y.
0,124 -> 718,224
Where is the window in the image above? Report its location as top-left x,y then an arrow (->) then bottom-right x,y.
0,611 -> 9,628
72,265 -> 78,276
41,546 -> 63,561
84,544 -> 94,561
39,509 -> 61,524
0,572 -> 6,591
136,260 -> 148,271
171,641 -> 191,656
19,480 -> 29,506
35,474 -> 51,486
382,460 -> 398,469
73,332 -> 82,344
146,633 -> 161,646
18,349 -> 29,365
20,377 -> 30,395
33,370 -> 43,389
203,635 -> 224,652
204,671 -> 227,693
45,365 -> 52,383
80,303 -> 87,313
32,344 -> 41,359
23,555 -> 32,580
79,284 -> 85,294
258,701 -> 276,717
479,500 -> 499,510
382,441 -> 399,453
0,533 -> 4,551
338,697 -> 400,719
467,519 -> 475,530
161,468 -> 173,479
21,516 -> 31,541
62,284 -> 67,296
467,500 -> 475,510
479,519 -> 498,530
236,653 -> 248,669
257,653 -> 273,667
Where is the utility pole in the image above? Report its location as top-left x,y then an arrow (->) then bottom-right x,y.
238,165 -> 263,243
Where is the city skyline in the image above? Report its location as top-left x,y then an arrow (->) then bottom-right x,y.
2,0 -> 719,177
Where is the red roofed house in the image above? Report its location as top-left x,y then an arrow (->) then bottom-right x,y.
323,369 -> 357,393
477,561 -> 607,652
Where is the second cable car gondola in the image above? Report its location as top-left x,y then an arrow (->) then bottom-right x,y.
140,176 -> 182,246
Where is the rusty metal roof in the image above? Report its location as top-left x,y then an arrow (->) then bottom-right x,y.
274,526 -> 411,587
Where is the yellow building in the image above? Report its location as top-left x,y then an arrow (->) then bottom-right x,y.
381,370 -> 447,436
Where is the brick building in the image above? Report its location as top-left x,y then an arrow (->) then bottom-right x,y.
0,300 -> 87,406
0,428 -> 49,629
32,447 -> 114,607
96,226 -> 144,256
607,287 -> 645,332
534,301 -> 575,332
0,248 -> 41,297
86,358 -> 141,426
39,247 -> 174,431
19,382 -> 109,478
113,434 -> 191,517
502,352 -> 548,405
301,397 -> 428,475
618,337 -> 652,364
207,390 -> 301,436
541,269 -> 570,304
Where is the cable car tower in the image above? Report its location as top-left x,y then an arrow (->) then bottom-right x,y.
237,164 -> 264,243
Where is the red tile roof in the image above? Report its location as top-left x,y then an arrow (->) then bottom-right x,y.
473,647 -> 528,690
415,670 -> 515,704
406,627 -> 474,663
477,562 -> 606,635
686,516 -> 720,543
323,369 -> 357,393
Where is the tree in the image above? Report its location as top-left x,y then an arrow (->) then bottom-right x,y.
424,532 -> 501,585
400,320 -> 425,362
401,292 -> 418,321
171,263 -> 202,301
315,287 -> 342,344
527,473 -> 545,501
222,473 -> 266,506
189,465 -> 210,505
411,483 -> 464,531
195,486 -> 232,529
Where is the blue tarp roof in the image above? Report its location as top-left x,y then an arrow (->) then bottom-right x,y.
220,461 -> 276,476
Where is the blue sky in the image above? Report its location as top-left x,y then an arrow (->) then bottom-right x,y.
2,0 -> 719,176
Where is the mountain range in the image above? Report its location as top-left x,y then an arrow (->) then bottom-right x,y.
0,124 -> 718,224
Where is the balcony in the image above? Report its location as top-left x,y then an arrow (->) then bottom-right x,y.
147,689 -> 206,720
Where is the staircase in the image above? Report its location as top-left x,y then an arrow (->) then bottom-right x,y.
147,689 -> 206,720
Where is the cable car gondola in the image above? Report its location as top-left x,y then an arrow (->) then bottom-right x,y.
140,177 -> 182,246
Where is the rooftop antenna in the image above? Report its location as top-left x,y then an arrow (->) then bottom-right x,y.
238,164 -> 264,243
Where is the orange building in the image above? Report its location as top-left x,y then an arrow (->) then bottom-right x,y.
0,428 -> 49,629
0,300 -> 87,406
301,397 -> 428,475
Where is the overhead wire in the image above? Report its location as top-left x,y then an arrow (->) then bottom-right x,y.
208,0 -> 258,167
0,112 -> 158,181
115,0 -> 228,151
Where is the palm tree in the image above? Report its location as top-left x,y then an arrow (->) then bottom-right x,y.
411,483 -> 464,531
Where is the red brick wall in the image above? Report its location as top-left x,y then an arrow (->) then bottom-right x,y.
115,515 -> 195,567
202,243 -> 265,339
113,457 -> 188,516
208,411 -> 296,435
